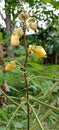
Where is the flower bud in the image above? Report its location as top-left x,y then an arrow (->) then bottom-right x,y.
18,11 -> 29,21
29,22 -> 37,31
5,61 -> 15,71
28,17 -> 36,22
11,34 -> 19,46
29,45 -> 34,54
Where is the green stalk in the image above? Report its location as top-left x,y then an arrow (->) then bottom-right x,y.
30,97 -> 59,112
0,89 -> 19,106
31,75 -> 59,82
29,102 -> 44,130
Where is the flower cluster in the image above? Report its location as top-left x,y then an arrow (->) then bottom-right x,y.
29,45 -> 46,58
5,11 -> 46,71
18,11 -> 37,31
11,11 -> 37,47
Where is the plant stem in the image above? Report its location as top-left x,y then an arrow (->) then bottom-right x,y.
23,23 -> 30,130
30,75 -> 59,82
0,89 -> 19,106
29,102 -> 44,130
30,97 -> 59,112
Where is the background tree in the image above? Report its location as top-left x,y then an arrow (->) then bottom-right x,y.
0,0 -> 22,57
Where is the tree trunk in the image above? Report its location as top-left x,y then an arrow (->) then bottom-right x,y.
5,13 -> 11,33
55,52 -> 59,64
5,0 -> 14,58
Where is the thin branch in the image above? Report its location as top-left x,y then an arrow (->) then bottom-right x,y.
0,89 -> 19,106
30,75 -> 59,82
33,104 -> 40,123
30,97 -> 59,112
0,11 -> 6,22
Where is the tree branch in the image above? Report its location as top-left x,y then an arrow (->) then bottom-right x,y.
0,11 -> 6,23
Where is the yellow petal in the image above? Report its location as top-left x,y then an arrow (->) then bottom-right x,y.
5,61 -> 15,71
29,45 -> 34,54
29,22 -> 37,31
13,27 -> 24,38
11,34 -> 19,46
18,12 -> 29,21
28,17 -> 36,22
36,46 -> 46,58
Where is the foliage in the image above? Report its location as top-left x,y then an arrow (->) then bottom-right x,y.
26,0 -> 59,9
0,54 -> 59,130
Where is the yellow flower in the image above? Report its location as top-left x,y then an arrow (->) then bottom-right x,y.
13,27 -> 24,38
11,34 -> 19,46
28,17 -> 37,31
28,45 -> 46,58
29,45 -> 34,54
29,45 -> 36,54
18,11 -> 29,21
28,17 -> 36,22
29,22 -> 37,31
35,46 -> 46,58
11,27 -> 23,46
5,61 -> 15,71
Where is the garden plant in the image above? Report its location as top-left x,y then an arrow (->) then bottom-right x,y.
0,10 -> 59,130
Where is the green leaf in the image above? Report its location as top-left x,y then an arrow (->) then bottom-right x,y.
41,80 -> 53,94
40,0 -> 52,3
14,47 -> 25,56
0,32 -> 3,41
28,62 -> 44,70
44,73 -> 56,78
29,68 -> 41,75
52,1 -> 59,9
40,0 -> 59,9
10,86 -> 19,92
45,65 -> 59,70
15,121 -> 23,128
44,65 -> 59,78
